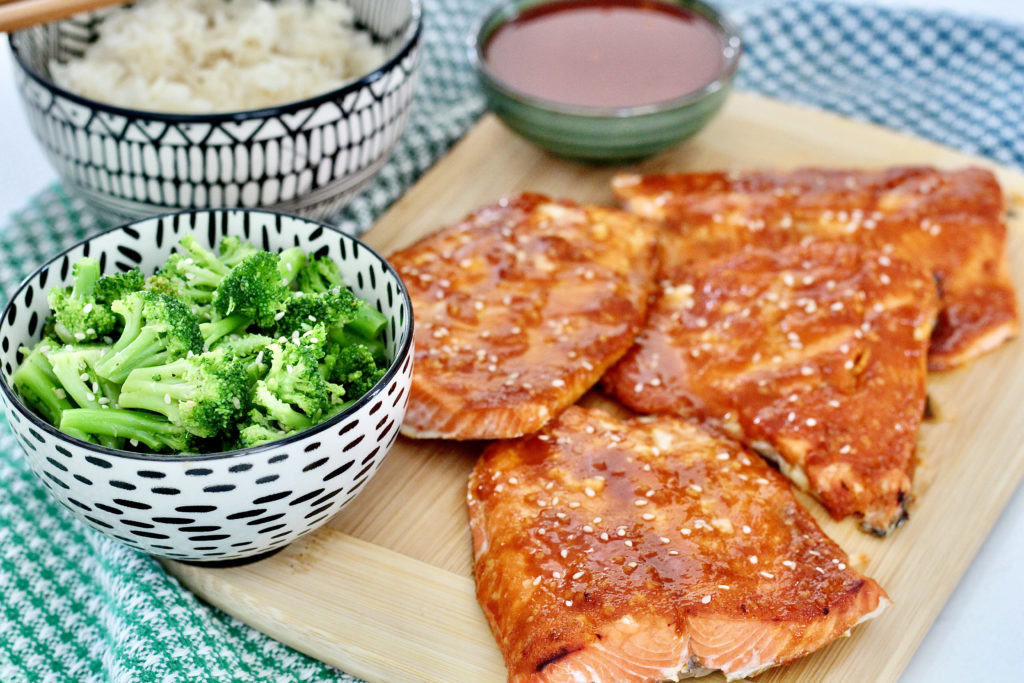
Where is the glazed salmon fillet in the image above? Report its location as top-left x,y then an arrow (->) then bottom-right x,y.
389,193 -> 658,440
613,166 -> 1019,370
469,406 -> 890,682
603,241 -> 938,535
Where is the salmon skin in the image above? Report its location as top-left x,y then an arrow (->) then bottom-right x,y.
613,166 -> 1019,370
389,193 -> 659,440
603,241 -> 939,535
469,405 -> 890,682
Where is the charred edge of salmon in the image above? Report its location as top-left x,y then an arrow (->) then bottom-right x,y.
931,272 -> 945,302
535,645 -> 584,673
752,440 -> 911,537
927,318 -> 1021,371
923,395 -> 936,421
749,441 -> 811,492
680,658 -> 715,680
860,490 -> 911,538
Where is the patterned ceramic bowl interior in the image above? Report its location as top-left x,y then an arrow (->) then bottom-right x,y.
9,0 -> 421,222
0,210 -> 413,563
472,0 -> 741,161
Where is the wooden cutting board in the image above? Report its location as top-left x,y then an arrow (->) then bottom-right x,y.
164,92 -> 1024,683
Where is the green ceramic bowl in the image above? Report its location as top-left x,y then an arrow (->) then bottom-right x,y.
472,0 -> 742,162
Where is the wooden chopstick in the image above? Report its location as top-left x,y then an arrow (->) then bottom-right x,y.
0,0 -> 130,33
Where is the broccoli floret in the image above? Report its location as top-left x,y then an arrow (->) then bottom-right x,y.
245,336 -> 338,433
147,236 -> 231,320
94,292 -> 203,383
204,246 -> 306,330
145,263 -> 211,321
209,334 -> 273,381
265,287 -> 361,338
264,288 -> 385,351
60,408 -> 194,452
281,288 -> 385,341
290,252 -> 387,338
329,343 -> 387,399
94,268 -> 145,304
118,352 -> 251,438
217,236 -> 260,268
327,325 -> 388,365
11,341 -> 90,441
251,382 -> 313,432
295,254 -> 344,294
213,252 -> 292,328
263,337 -> 330,420
238,409 -> 294,448
47,257 -> 119,344
260,289 -> 388,407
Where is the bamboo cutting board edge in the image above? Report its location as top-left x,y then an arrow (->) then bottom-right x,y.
166,92 -> 1024,683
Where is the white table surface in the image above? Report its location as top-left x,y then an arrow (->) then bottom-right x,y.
1,1 -> 1022,681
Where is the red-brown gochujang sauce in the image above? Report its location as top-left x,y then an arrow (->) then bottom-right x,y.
483,0 -> 727,108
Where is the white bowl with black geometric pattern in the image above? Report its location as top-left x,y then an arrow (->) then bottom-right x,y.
9,0 -> 421,223
0,209 -> 414,564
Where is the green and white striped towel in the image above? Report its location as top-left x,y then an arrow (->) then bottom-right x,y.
3,1 -> 1024,680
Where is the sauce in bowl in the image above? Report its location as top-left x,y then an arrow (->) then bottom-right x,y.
483,0 -> 729,109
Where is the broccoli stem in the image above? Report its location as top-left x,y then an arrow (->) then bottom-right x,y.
116,390 -> 182,424
200,314 -> 250,348
217,236 -> 260,268
345,301 -> 387,340
217,334 -> 272,357
180,235 -> 230,278
48,350 -> 114,408
94,328 -> 172,383
117,359 -> 197,423
278,247 -> 307,286
12,348 -> 80,433
71,258 -> 101,299
60,408 -> 189,452
47,350 -> 121,448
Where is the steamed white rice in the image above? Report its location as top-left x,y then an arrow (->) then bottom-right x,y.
49,0 -> 386,114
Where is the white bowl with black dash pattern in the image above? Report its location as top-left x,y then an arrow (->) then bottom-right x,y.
0,209 -> 413,564
9,0 -> 421,223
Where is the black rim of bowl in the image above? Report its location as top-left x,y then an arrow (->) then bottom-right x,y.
0,208 -> 415,463
8,0 -> 423,122
471,0 -> 743,118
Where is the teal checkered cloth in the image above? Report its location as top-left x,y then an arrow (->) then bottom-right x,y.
3,1 -> 1024,680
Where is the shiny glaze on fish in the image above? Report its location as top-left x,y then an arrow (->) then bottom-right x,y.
604,241 -> 938,534
469,406 -> 890,682
390,194 -> 659,440
613,166 -> 1018,370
